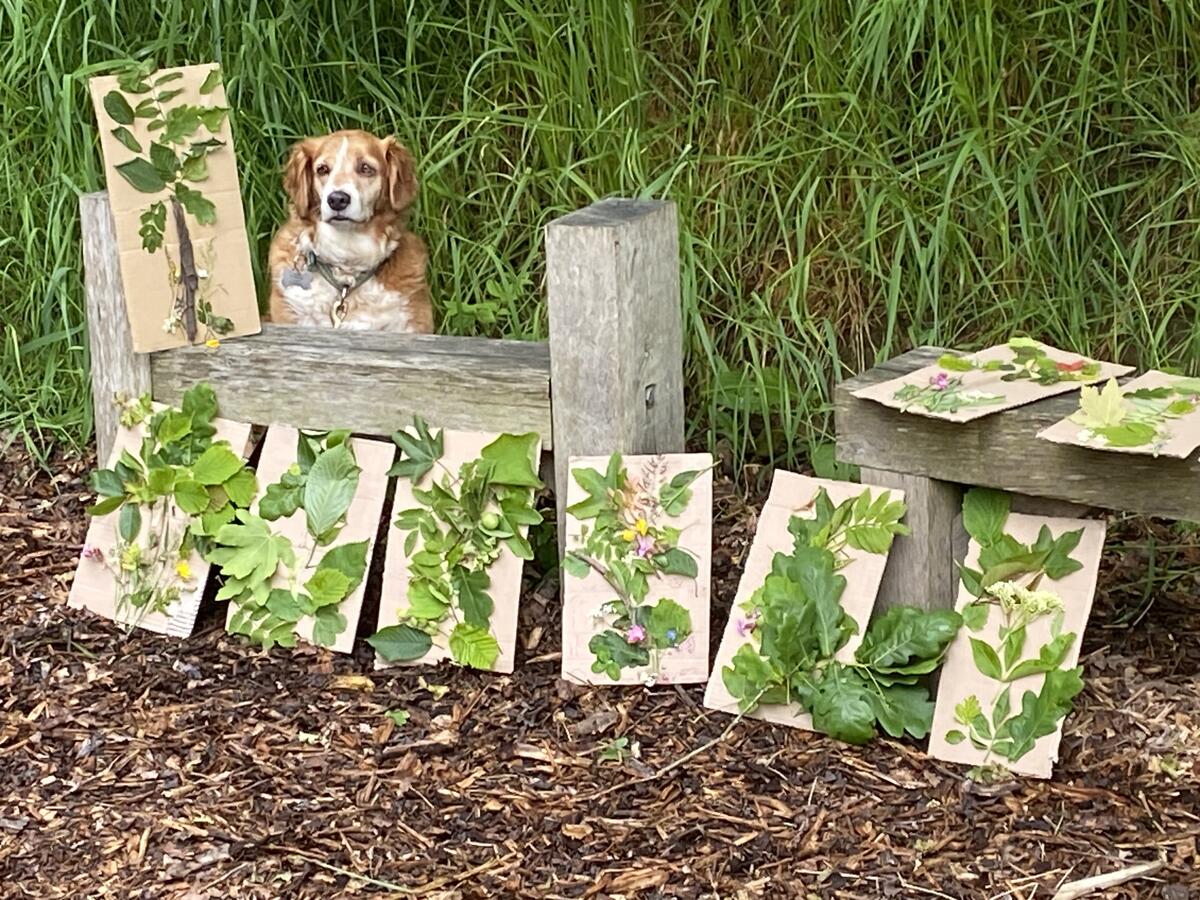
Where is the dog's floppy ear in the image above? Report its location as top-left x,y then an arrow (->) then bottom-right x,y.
283,138 -> 319,217
383,137 -> 418,213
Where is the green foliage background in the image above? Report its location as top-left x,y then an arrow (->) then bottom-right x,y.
3,1 -> 1199,465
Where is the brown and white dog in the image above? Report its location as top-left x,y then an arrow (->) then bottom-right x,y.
267,129 -> 434,332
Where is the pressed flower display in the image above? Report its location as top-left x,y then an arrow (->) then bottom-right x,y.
704,472 -> 961,743
370,419 -> 543,673
70,384 -> 254,637
928,489 -> 1106,778
1038,371 -> 1200,458
853,338 -> 1132,423
561,453 -> 713,686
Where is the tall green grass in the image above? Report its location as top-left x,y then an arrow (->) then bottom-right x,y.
2,1 -> 1199,467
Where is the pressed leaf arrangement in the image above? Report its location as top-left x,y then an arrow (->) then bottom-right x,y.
564,454 -> 709,684
1057,375 -> 1200,452
208,430 -> 369,650
719,487 -> 962,744
937,338 -> 1102,386
369,418 -> 543,671
80,383 -> 255,629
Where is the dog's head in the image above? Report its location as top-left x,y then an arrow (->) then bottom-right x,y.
283,129 -> 418,225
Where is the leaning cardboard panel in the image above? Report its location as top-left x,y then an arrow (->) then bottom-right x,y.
561,453 -> 713,686
852,341 -> 1132,423
927,513 -> 1106,779
89,64 -> 260,352
1038,371 -> 1200,459
703,472 -> 902,728
69,413 -> 252,637
376,430 -> 542,674
231,427 -> 393,654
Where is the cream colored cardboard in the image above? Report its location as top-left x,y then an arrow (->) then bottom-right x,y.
230,427 -> 392,654
853,342 -> 1132,423
562,453 -> 713,686
69,413 -> 252,637
89,64 -> 260,352
703,472 -> 904,728
927,513 -> 1106,778
1037,370 -> 1200,459
376,430 -> 542,674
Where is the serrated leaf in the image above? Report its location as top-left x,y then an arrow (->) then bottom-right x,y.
266,588 -> 307,622
388,418 -> 444,481
209,511 -> 294,582
368,624 -> 432,662
1077,378 -> 1125,429
721,644 -> 787,712
259,469 -> 305,521
222,467 -> 257,507
174,478 -> 209,515
303,443 -> 361,540
304,568 -> 352,608
868,683 -> 936,739
316,541 -> 369,594
449,623 -> 501,670
805,665 -> 877,744
937,354 -> 975,373
452,567 -> 492,628
855,606 -> 961,671
192,444 -> 242,485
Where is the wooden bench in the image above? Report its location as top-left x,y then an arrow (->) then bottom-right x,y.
81,192 -> 686,537
835,346 -> 1200,612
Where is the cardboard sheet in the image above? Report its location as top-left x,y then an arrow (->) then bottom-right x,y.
231,427 -> 392,654
852,342 -> 1132,423
927,513 -> 1106,778
1037,370 -> 1200,459
90,64 -> 260,352
703,472 -> 903,728
376,430 -> 541,673
69,413 -> 252,637
561,453 -> 713,686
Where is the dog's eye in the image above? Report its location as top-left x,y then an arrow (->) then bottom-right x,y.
315,163 -> 330,176
358,163 -> 376,176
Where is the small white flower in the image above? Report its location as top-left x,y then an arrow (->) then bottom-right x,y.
986,580 -> 1064,617
196,267 -> 210,279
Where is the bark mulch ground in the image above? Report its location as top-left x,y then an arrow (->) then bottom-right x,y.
1,447 -> 1197,899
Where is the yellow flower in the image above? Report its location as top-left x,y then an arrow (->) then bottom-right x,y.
621,529 -> 636,542
635,518 -> 649,536
175,560 -> 192,580
205,338 -> 220,349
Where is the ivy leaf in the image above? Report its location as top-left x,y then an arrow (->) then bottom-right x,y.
645,598 -> 691,648
962,488 -> 1010,546
175,183 -> 217,225
315,541 -> 369,594
652,547 -> 698,578
304,569 -> 352,608
659,469 -> 700,517
566,466 -> 610,520
209,511 -> 294,582
479,432 -> 542,488
369,624 -> 433,662
111,126 -> 142,153
453,567 -> 493,628
449,623 -> 501,670
173,478 -> 210,515
303,443 -> 361,540
118,503 -> 142,542
855,606 -> 962,671
199,67 -> 223,94
312,607 -> 347,647
1042,528 -> 1085,580
588,629 -> 648,680
115,157 -> 167,193
388,417 -> 444,481
969,637 -> 1003,680
103,90 -> 135,125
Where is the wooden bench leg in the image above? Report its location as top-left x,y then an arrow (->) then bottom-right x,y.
861,467 -> 962,614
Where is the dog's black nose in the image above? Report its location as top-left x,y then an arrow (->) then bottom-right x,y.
327,191 -> 351,212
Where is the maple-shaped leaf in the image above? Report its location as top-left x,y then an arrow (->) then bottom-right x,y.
388,417 -> 444,482
209,510 -> 294,582
1075,378 -> 1126,429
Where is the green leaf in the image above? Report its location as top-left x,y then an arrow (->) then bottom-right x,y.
954,695 -> 983,725
175,183 -> 216,225
222,467 -> 257,507
994,667 -> 1084,762
198,67 -> 223,94
315,541 -> 369,594
115,157 -> 167,193
149,141 -> 179,181
259,469 -> 305,521
209,511 -> 294,583
562,554 -> 591,579
660,469 -> 701,517
138,201 -> 166,252
303,443 -> 361,540
969,637 -> 1003,680
855,607 -> 962,671
197,106 -> 229,132
449,623 -> 501,670
1043,528 -> 1085,580
962,488 -> 1010,546
91,468 -> 126,498
192,445 -> 243,486
405,580 -> 450,620
88,495 -> 126,516
566,465 -> 611,520
588,629 -> 649,679
388,418 -> 444,481
937,354 -> 975,373
118,503 -> 142,542
721,644 -> 787,712
312,607 -> 347,647
945,729 -> 967,745
174,478 -> 210,515
645,598 -> 692,648
368,624 -> 433,662
652,547 -> 698,578
180,152 -> 209,182
103,90 -> 135,125
805,665 -> 877,745
868,683 -> 936,739
266,588 -> 307,622
146,466 -> 177,496
961,602 -> 990,631
304,568 -> 352,608
385,709 -> 410,727
479,432 -> 543,488
111,126 -> 142,153
453,567 -> 493,628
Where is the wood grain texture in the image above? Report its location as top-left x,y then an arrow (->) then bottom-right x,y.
545,199 -> 686,543
861,467 -> 961,614
837,347 -> 1200,521
81,192 -> 152,463
150,324 -> 552,446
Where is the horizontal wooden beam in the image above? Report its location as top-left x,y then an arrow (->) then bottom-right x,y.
836,346 -> 1200,522
150,324 -> 553,447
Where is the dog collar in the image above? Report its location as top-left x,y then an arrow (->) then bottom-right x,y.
306,251 -> 380,327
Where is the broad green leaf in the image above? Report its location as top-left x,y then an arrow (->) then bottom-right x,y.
453,567 -> 493,628
566,466 -> 610,520
111,126 -> 142,153
1096,422 -> 1158,448
266,588 -> 307,622
994,666 -> 1084,761
174,478 -> 210,515
368,624 -> 433,662
222,467 -> 257,507
562,554 -> 591,579
147,466 -> 177,496
303,443 -> 361,540
405,580 -> 450,620
103,90 -> 135,125
115,157 -> 167,193
199,67 -> 223,94
89,496 -> 126,516
479,432 -> 542,488
646,598 -> 691,648
316,541 -> 369,594
449,623 -> 501,670
660,469 -> 701,517
118,503 -> 142,542
652,547 -> 698,578
312,607 -> 347,647
969,638 -> 1003,680
960,602 -> 990,631
868,683 -> 936,739
805,665 -> 877,745
304,568 -> 352,608
209,511 -> 294,582
937,354 -> 975,373
192,444 -> 243,486
962,488 -> 1010,546
855,607 -> 961,671
149,141 -> 179,181
91,468 -> 126,498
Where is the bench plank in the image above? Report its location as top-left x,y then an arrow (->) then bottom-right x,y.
836,347 -> 1200,522
150,324 -> 553,447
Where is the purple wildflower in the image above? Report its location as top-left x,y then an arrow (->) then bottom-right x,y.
626,624 -> 646,644
634,534 -> 656,558
929,371 -> 950,391
80,544 -> 104,563
735,614 -> 758,637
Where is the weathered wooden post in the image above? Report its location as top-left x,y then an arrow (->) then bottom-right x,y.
545,199 -> 686,545
80,192 -> 151,463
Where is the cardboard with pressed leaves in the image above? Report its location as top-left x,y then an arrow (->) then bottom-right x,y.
375,430 -> 543,673
230,427 -> 393,654
69,412 -> 253,637
1037,370 -> 1200,459
927,513 -> 1106,779
703,471 -> 903,729
852,341 -> 1133,423
89,63 -> 260,352
561,453 -> 713,686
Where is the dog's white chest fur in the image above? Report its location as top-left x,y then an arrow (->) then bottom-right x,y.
276,225 -> 411,331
